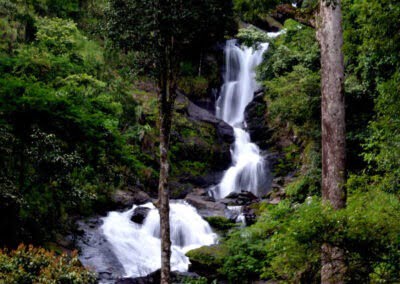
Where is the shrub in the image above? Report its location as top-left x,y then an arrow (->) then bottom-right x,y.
0,244 -> 96,283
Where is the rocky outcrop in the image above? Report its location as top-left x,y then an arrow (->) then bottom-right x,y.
185,188 -> 226,217
219,191 -> 259,206
75,218 -> 125,283
111,188 -> 151,209
130,207 -> 151,224
244,90 -> 272,149
168,93 -> 234,197
177,92 -> 234,144
186,245 -> 227,280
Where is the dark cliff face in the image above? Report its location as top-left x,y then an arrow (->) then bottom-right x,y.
244,90 -> 273,149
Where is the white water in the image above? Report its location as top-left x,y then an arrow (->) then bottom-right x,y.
102,201 -> 217,278
214,36 -> 278,199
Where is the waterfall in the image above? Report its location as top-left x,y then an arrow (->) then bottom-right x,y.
213,37 -> 276,199
101,201 -> 217,278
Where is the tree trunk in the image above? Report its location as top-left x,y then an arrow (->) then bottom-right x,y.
159,115 -> 171,284
317,0 -> 347,283
158,74 -> 176,283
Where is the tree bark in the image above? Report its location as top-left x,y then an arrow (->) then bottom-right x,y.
316,0 -> 347,283
159,113 -> 171,284
158,93 -> 173,284
158,57 -> 176,283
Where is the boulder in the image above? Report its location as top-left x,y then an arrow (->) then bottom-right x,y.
216,120 -> 235,144
220,191 -> 259,206
186,245 -> 227,279
130,207 -> 151,224
111,189 -> 151,209
185,189 -> 226,217
169,181 -> 193,199
243,206 -> 257,226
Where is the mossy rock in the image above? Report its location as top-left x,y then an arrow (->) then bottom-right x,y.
186,245 -> 227,279
204,216 -> 236,232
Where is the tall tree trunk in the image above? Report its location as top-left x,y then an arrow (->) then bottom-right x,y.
159,114 -> 171,284
317,0 -> 347,283
158,73 -> 176,284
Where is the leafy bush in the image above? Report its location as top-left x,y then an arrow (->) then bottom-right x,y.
0,244 -> 96,283
0,14 -> 147,244
236,26 -> 270,47
220,190 -> 400,283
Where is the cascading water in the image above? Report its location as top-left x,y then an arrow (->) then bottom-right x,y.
101,201 -> 217,278
213,37 -> 277,199
78,32 -> 282,282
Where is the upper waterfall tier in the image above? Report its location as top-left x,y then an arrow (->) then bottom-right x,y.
216,39 -> 269,127
213,38 -> 275,199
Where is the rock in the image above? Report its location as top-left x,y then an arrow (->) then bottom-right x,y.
179,171 -> 225,189
111,189 -> 151,209
186,245 -> 227,279
116,270 -> 201,284
244,91 -> 272,148
216,120 -> 235,144
130,207 -> 151,224
185,189 -> 226,217
187,97 -> 217,123
75,218 -> 126,283
169,181 -> 193,199
116,270 -> 160,284
220,191 -> 259,206
243,206 -> 257,226
180,91 -> 234,144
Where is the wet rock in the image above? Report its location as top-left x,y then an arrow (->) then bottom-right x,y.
243,206 -> 257,226
116,270 -> 160,284
220,191 -> 259,206
130,207 -> 151,224
185,188 -> 226,217
75,218 -> 125,283
216,120 -> 235,144
244,91 -> 272,149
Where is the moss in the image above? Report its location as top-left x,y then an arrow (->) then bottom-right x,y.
186,245 -> 228,278
170,111 -> 220,179
204,216 -> 236,232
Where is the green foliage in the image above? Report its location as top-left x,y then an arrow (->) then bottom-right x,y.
0,244 -> 96,283
106,0 -> 235,80
233,0 -> 292,22
362,72 -> 400,192
236,26 -> 271,47
258,19 -> 321,198
265,65 -> 320,136
186,245 -> 228,280
220,190 -> 400,283
178,76 -> 209,99
0,13 -> 149,244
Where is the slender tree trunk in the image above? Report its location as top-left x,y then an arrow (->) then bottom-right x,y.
159,113 -> 171,284
158,72 -> 176,284
317,0 -> 347,283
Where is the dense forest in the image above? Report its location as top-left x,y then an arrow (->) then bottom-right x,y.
0,0 -> 400,283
